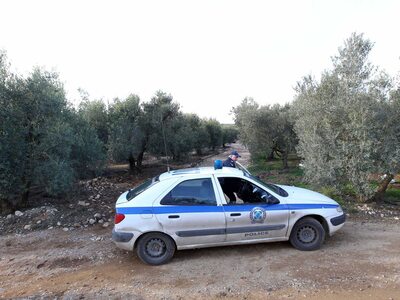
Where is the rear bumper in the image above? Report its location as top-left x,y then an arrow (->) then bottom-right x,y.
330,213 -> 346,226
112,228 -> 134,243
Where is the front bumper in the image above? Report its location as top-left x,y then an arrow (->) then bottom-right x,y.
330,213 -> 346,226
112,228 -> 134,243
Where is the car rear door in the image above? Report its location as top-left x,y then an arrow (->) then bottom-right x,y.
216,176 -> 289,242
155,175 -> 226,247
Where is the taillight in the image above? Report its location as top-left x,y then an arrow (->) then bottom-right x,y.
114,213 -> 125,224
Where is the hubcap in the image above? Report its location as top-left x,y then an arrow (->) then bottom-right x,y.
146,238 -> 166,257
297,226 -> 316,244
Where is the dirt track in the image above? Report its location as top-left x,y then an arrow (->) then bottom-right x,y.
1,144 -> 400,299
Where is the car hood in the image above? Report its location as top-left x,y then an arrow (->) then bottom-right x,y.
276,185 -> 338,205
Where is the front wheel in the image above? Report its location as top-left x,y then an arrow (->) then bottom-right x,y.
136,233 -> 176,265
289,217 -> 325,251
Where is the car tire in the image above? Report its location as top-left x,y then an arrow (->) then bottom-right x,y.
289,217 -> 325,251
136,233 -> 176,265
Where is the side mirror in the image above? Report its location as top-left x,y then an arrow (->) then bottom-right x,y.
267,197 -> 280,204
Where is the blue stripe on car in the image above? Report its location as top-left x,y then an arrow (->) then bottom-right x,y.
117,203 -> 339,214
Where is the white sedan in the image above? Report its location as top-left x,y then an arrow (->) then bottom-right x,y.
112,163 -> 345,265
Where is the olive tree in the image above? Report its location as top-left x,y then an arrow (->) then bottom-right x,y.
232,99 -> 296,169
108,94 -> 145,173
78,98 -> 109,146
292,33 -> 400,202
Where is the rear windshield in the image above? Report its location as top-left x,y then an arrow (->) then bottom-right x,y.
245,173 -> 288,197
126,176 -> 159,201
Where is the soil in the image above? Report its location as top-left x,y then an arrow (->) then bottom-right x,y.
1,143 -> 399,299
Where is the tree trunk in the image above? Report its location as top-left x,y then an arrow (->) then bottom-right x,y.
137,151 -> 144,170
374,174 -> 394,202
128,154 -> 137,174
267,149 -> 275,161
282,151 -> 289,169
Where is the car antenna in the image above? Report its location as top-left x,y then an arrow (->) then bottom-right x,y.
160,116 -> 170,173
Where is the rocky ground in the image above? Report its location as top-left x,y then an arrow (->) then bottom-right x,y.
1,143 -> 399,299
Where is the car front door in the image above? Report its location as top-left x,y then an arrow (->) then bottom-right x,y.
216,176 -> 289,242
155,176 -> 226,247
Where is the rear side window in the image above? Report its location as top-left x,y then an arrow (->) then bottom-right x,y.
127,176 -> 159,201
161,178 -> 216,205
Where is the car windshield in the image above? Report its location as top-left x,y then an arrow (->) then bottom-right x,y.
245,173 -> 288,197
126,176 -> 159,201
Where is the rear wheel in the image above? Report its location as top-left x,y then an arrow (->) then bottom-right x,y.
136,233 -> 175,265
289,217 -> 325,251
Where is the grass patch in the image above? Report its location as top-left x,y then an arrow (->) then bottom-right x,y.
385,187 -> 400,204
248,154 -> 306,186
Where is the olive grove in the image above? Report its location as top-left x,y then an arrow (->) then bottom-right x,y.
0,52 -> 237,211
0,52 -> 106,211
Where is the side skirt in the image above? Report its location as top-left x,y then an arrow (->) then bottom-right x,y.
176,237 -> 289,250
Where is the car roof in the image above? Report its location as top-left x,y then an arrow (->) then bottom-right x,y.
159,166 -> 244,181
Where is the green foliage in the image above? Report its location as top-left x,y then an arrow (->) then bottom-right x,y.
292,33 -> 400,202
385,187 -> 400,204
108,94 -> 144,170
222,126 -> 239,147
232,99 -> 297,169
0,53 -> 106,210
78,98 -> 109,145
204,119 -> 223,150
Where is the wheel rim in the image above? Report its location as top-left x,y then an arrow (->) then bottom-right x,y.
145,238 -> 166,257
297,225 -> 317,244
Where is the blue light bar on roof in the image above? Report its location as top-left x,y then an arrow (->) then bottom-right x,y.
214,160 -> 223,170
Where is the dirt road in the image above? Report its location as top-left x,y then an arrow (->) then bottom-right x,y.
1,144 -> 399,299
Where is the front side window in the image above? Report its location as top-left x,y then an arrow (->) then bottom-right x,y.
161,178 -> 217,205
218,177 -> 278,205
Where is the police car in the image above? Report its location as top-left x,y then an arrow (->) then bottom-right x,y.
112,161 -> 345,265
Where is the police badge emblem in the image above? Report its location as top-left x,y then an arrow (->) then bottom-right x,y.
250,207 -> 266,224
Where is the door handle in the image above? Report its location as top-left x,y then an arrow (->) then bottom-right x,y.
230,213 -> 241,217
168,215 -> 180,219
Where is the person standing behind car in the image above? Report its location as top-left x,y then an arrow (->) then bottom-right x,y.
221,150 -> 241,203
222,150 -> 241,168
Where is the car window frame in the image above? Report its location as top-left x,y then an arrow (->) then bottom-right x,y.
215,174 -> 281,205
159,177 -> 219,206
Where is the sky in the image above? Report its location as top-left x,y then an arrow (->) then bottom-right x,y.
1,0 -> 399,123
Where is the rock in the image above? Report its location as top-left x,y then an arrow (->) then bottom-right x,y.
78,201 -> 86,206
36,220 -> 42,224
48,226 -> 53,230
94,213 -> 102,219
57,222 -> 62,226
95,194 -> 101,200
89,219 -> 96,225
74,223 -> 81,228
6,214 -> 13,219
394,217 -> 399,220
98,219 -> 104,224
102,222 -> 109,228
24,224 -> 31,230
63,227 -> 69,232
15,211 -> 23,217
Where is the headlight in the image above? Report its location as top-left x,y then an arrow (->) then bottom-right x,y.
336,206 -> 343,213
